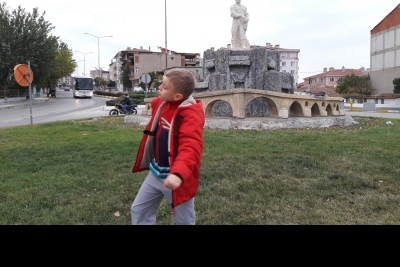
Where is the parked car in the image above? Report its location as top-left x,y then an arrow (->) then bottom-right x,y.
133,86 -> 144,92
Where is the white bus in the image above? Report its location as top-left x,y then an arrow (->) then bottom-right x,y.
73,76 -> 94,98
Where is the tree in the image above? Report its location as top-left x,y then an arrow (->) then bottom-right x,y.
149,71 -> 162,91
44,41 -> 76,91
107,80 -> 116,88
393,78 -> 400,94
0,3 -> 75,93
94,76 -> 107,90
120,63 -> 131,91
336,74 -> 373,99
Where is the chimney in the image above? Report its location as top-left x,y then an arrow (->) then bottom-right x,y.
323,68 -> 327,73
227,44 -> 231,49
342,66 -> 345,72
266,43 -> 271,49
149,46 -> 151,51
275,44 -> 280,48
140,46 -> 143,50
329,67 -> 335,71
127,47 -> 131,50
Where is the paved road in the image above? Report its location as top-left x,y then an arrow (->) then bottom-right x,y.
1,91 -> 400,129
346,111 -> 400,119
0,89 -> 110,128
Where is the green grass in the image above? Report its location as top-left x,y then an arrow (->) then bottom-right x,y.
1,116 -> 400,225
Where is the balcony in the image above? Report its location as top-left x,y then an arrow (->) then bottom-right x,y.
185,60 -> 199,66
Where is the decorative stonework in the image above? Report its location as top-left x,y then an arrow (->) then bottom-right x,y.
196,47 -> 294,94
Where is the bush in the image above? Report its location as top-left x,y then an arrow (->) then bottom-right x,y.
94,91 -> 125,97
104,92 -> 158,106
393,78 -> 400,94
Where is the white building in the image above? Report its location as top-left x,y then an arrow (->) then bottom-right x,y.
250,43 -> 300,88
109,51 -> 123,92
370,4 -> 400,95
57,76 -> 74,88
273,44 -> 300,88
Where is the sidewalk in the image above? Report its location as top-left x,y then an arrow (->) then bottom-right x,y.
0,97 -> 49,110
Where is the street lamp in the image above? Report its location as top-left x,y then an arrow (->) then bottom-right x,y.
75,51 -> 93,76
84,33 -> 113,79
74,60 -> 84,76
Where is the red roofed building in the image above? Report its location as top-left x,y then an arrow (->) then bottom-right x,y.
302,66 -> 369,88
295,83 -> 343,98
370,4 -> 400,95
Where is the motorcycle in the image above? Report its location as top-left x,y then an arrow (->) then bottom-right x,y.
109,102 -> 138,116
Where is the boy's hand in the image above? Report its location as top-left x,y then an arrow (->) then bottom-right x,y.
164,174 -> 182,190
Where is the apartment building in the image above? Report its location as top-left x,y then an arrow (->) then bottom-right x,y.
110,46 -> 200,90
302,66 -> 369,87
370,4 -> 400,95
57,76 -> 74,88
90,69 -> 109,81
271,44 -> 300,87
109,51 -> 123,91
248,43 -> 300,87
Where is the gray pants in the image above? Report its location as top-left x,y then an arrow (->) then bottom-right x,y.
131,172 -> 196,225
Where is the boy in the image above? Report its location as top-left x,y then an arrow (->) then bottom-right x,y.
131,69 -> 205,225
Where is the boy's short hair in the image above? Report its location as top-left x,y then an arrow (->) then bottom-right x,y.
165,69 -> 196,99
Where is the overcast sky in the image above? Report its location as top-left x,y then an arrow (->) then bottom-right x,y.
5,0 -> 400,82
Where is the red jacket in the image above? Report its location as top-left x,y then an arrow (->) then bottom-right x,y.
132,96 -> 205,209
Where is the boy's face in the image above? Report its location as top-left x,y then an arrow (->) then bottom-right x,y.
158,76 -> 183,102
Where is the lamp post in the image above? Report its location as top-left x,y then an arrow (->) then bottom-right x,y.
75,60 -> 84,76
75,51 -> 93,76
84,33 -> 113,79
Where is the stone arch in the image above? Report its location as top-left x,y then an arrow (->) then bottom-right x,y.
245,97 -> 277,118
326,104 -> 333,116
205,100 -> 233,118
289,101 -> 303,117
311,103 -> 321,117
336,105 -> 340,112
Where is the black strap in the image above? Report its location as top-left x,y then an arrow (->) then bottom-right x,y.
144,130 -> 156,136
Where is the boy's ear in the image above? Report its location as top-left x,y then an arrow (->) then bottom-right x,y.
174,93 -> 184,101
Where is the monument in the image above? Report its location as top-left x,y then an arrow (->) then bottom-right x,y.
190,0 -> 298,117
231,0 -> 250,49
140,0 -> 345,121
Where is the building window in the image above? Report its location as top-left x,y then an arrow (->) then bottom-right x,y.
281,53 -> 287,58
290,53 -> 296,58
330,78 -> 334,82
135,68 -> 139,74
291,62 -> 296,67
282,70 -> 287,73
282,62 -> 286,66
291,70 -> 296,74
135,56 -> 139,63
171,56 -> 174,60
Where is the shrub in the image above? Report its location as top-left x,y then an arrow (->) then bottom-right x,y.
393,78 -> 400,94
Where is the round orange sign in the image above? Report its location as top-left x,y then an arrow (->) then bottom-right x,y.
14,64 -> 34,87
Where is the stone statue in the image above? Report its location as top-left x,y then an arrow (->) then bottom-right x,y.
230,0 -> 250,49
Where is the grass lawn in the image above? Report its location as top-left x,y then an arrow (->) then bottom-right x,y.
0,116 -> 399,225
